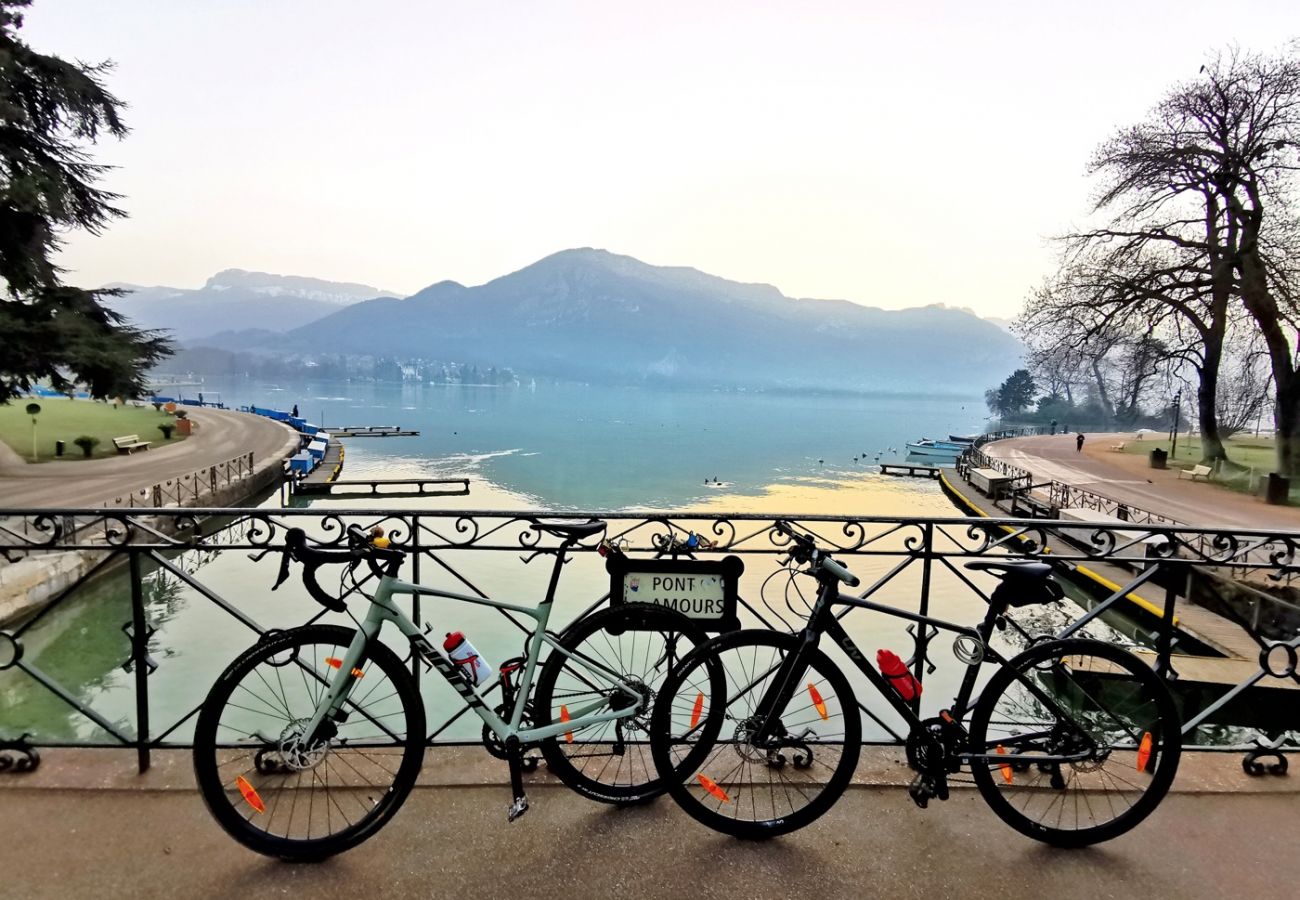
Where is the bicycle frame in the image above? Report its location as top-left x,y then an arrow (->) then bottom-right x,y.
754,576 -> 1104,765
299,550 -> 646,749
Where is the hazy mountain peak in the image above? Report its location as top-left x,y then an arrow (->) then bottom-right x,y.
203,268 -> 398,302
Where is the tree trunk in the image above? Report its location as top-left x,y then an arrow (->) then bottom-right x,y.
1276,381 -> 1300,479
1090,358 -> 1114,422
1236,230 -> 1299,476
1197,315 -> 1228,464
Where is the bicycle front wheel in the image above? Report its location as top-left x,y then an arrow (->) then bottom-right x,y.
192,624 -> 425,860
650,629 -> 861,839
532,603 -> 711,804
968,637 -> 1180,847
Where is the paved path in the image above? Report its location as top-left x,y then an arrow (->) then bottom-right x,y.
1,784 -> 1296,900
0,408 -> 298,508
987,434 -> 1300,529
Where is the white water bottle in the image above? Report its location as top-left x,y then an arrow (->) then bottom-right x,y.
442,631 -> 492,687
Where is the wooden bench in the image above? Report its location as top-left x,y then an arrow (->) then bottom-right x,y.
1109,441 -> 1126,452
1178,464 -> 1212,482
113,434 -> 152,454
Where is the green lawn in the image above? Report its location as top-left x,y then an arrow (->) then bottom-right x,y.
0,397 -> 186,462
1120,434 -> 1281,495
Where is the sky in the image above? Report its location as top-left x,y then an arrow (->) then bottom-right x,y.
21,0 -> 1300,318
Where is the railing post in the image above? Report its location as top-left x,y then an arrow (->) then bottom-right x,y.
411,514 -> 422,684
911,522 -> 935,715
1154,564 -> 1178,678
128,550 -> 152,773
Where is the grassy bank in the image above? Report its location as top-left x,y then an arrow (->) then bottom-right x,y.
1120,434 -> 1283,496
0,398 -> 185,462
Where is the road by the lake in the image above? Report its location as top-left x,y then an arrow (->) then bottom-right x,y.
987,433 -> 1300,528
0,407 -> 298,508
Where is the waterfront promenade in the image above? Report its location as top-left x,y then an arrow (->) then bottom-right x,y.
1,771 -> 1296,900
986,433 -> 1300,528
0,407 -> 298,508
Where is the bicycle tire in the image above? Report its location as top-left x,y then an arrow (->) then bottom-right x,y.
193,624 -> 425,860
532,603 -> 711,804
650,629 -> 861,839
968,637 -> 1180,847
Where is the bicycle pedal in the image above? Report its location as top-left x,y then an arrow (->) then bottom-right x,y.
908,774 -> 934,809
507,795 -> 530,823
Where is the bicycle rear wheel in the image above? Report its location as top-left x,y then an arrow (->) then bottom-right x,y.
968,638 -> 1180,847
650,629 -> 861,839
192,625 -> 425,860
532,604 -> 710,804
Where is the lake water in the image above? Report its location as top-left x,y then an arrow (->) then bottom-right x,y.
197,377 -> 990,509
2,379 -> 1189,746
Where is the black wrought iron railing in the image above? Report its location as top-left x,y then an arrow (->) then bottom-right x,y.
0,507 -> 1297,777
102,451 -> 257,509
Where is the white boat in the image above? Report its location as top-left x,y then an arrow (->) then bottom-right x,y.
905,439 -> 965,457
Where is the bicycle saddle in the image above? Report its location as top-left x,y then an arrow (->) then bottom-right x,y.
964,559 -> 1052,579
530,518 -> 606,540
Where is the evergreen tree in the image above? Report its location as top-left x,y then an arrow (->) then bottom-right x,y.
0,1 -> 169,402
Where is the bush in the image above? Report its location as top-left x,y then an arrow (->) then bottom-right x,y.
158,423 -> 174,439
152,402 -> 162,412
175,409 -> 188,419
73,435 -> 100,458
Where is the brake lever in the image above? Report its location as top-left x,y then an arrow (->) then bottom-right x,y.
271,546 -> 292,591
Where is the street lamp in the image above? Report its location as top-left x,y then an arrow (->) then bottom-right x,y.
1170,390 -> 1182,457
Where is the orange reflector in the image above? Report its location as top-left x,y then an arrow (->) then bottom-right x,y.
350,667 -> 365,678
690,692 -> 704,729
560,705 -> 573,743
325,657 -> 342,669
808,683 -> 829,721
236,775 -> 265,814
697,774 -> 729,803
996,745 -> 1013,784
1137,732 -> 1153,772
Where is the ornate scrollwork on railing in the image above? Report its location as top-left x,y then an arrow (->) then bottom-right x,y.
0,734 -> 40,774
2,504 -> 1299,775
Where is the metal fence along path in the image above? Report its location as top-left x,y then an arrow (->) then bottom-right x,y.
0,506 -> 1297,777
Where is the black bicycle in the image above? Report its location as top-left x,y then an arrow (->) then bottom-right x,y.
650,521 -> 1181,845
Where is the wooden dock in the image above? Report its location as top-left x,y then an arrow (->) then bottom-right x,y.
321,425 -> 420,437
298,477 -> 470,498
880,463 -> 941,479
1067,650 -> 1297,692
297,441 -> 344,491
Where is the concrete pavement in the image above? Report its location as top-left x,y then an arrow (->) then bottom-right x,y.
987,434 -> 1300,529
2,782 -> 1297,900
0,407 -> 298,508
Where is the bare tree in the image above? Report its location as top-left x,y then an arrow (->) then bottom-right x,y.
1110,48 -> 1300,473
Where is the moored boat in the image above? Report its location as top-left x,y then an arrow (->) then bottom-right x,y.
905,439 -> 964,457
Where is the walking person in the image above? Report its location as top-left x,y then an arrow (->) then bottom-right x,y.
1076,432 -> 1085,453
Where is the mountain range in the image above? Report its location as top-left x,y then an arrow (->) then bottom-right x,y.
123,250 -> 1023,393
104,269 -> 397,341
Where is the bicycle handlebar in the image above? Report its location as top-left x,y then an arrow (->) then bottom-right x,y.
272,525 -> 405,611
819,556 -> 861,588
773,520 -> 860,588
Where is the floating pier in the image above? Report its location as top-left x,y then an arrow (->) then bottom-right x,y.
879,463 -> 941,479
295,476 -> 470,498
321,425 -> 420,437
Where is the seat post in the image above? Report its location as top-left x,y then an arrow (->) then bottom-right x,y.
540,540 -> 572,605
